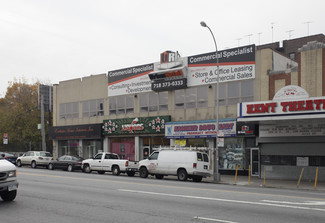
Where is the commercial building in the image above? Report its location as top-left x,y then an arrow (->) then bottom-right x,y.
50,34 -> 325,181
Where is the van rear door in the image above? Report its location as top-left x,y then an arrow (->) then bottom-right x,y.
196,152 -> 210,172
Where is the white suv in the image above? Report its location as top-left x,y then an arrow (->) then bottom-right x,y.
17,151 -> 52,168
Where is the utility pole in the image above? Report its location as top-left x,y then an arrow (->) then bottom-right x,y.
41,95 -> 46,151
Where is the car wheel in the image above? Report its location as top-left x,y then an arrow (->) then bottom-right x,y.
177,169 -> 188,181
127,171 -> 135,177
192,176 -> 203,182
31,161 -> 37,169
83,164 -> 92,173
67,165 -> 73,172
48,163 -> 54,170
0,190 -> 17,202
17,160 -> 22,167
155,174 -> 164,179
112,166 -> 120,176
139,167 -> 148,178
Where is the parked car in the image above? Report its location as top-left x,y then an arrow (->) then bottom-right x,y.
0,159 -> 18,201
16,151 -> 52,168
82,152 -> 138,176
48,155 -> 84,172
138,149 -> 211,182
0,153 -> 17,165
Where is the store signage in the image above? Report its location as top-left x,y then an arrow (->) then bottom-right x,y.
49,124 -> 102,140
160,51 -> 181,63
259,120 -> 325,137
187,45 -> 255,87
103,116 -> 171,135
239,96 -> 325,117
165,120 -> 236,139
236,122 -> 257,136
152,78 -> 187,91
108,63 -> 154,96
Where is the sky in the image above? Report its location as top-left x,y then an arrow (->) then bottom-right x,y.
0,0 -> 324,97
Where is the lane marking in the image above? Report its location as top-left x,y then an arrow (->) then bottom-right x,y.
119,189 -> 325,212
194,216 -> 239,223
18,170 -> 325,202
262,200 -> 325,206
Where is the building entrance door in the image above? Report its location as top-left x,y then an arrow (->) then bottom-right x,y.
250,148 -> 259,176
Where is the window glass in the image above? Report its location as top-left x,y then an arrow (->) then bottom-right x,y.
197,153 -> 203,161
217,83 -> 227,106
203,154 -> 209,162
94,154 -> 102,159
175,89 -> 185,109
58,156 -> 65,161
197,86 -> 208,108
186,88 -> 196,109
126,95 -> 134,114
149,152 -> 159,160
140,94 -> 149,112
109,97 -> 117,115
159,91 -> 168,111
149,92 -> 158,112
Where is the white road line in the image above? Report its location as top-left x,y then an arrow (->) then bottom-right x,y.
194,216 -> 239,223
119,189 -> 325,212
262,200 -> 325,206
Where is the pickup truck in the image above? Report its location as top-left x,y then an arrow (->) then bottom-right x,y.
0,159 -> 19,201
81,152 -> 138,176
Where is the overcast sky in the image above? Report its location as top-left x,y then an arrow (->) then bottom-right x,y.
1,0 -> 324,97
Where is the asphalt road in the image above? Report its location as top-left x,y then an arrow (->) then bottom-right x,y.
1,167 -> 325,223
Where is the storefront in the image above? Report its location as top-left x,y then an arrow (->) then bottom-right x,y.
237,85 -> 325,181
102,116 -> 171,161
49,124 -> 103,159
165,119 -> 253,174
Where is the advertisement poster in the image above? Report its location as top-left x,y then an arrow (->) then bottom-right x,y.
187,45 -> 255,87
108,63 -> 154,96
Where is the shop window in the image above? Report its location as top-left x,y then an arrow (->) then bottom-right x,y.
82,99 -> 104,117
219,138 -> 245,170
59,102 -> 79,119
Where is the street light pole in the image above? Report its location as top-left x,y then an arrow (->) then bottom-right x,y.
200,21 -> 220,182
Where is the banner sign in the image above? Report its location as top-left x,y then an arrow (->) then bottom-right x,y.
165,119 -> 236,139
103,116 -> 171,135
238,96 -> 325,118
108,63 -> 154,96
152,78 -> 187,91
187,45 -> 255,87
49,124 -> 102,140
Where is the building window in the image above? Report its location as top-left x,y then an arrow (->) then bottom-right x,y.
289,52 -> 296,60
140,91 -> 168,112
82,99 -> 104,118
215,80 -> 254,106
109,95 -> 134,115
175,86 -> 208,109
59,102 -> 79,119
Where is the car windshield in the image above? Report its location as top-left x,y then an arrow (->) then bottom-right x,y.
40,152 -> 52,157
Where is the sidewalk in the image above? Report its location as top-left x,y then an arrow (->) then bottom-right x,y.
208,174 -> 325,192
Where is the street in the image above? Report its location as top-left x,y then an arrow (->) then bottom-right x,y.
1,167 -> 325,223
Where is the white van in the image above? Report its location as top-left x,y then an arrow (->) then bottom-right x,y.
138,150 -> 211,182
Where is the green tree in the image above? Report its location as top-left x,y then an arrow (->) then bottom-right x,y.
0,80 -> 44,153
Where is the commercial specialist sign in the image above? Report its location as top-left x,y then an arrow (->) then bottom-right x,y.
108,63 -> 154,96
187,44 -> 255,87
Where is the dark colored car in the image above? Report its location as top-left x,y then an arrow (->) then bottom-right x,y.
0,153 -> 17,165
48,155 -> 84,172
